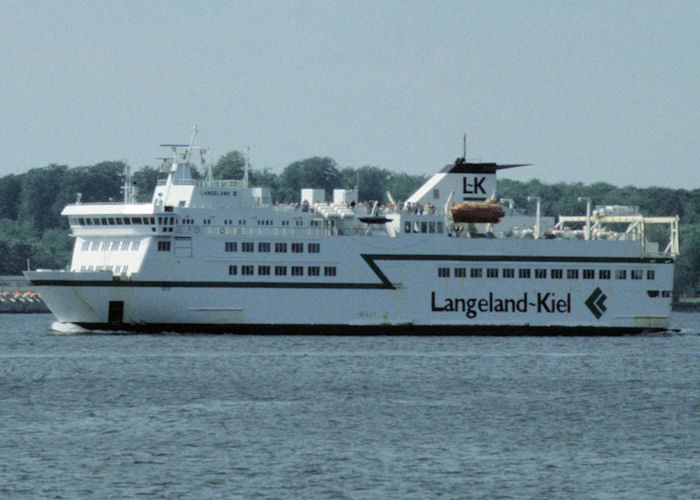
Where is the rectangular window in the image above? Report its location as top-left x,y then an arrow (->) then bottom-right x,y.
503,268 -> 515,278
437,222 -> 443,233
121,241 -> 130,251
487,268 -> 499,278
131,241 -> 140,251
428,222 -> 436,233
599,270 -> 611,280
241,265 -> 254,276
583,269 -> 595,279
242,242 -> 254,252
535,269 -> 547,279
308,266 -> 320,276
615,269 -> 627,280
551,269 -> 563,279
225,241 -> 237,252
291,266 -> 304,276
228,265 -> 237,275
438,267 -> 450,278
275,266 -> 287,276
324,266 -> 336,276
404,221 -> 411,233
81,241 -> 90,251
470,268 -> 482,278
631,270 -> 643,280
647,270 -> 655,280
258,242 -> 271,252
157,241 -> 171,252
421,222 -> 427,233
275,242 -> 287,253
292,243 -> 304,253
519,268 -> 530,279
258,265 -> 270,276
567,269 -> 579,279
454,268 -> 466,278
308,243 -> 320,253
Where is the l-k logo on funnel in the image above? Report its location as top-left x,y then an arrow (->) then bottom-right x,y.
585,287 -> 607,319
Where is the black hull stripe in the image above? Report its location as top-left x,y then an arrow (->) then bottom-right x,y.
73,322 -> 669,336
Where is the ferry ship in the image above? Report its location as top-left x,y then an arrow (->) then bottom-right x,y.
25,132 -> 679,334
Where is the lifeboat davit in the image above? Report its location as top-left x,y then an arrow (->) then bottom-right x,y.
450,201 -> 505,223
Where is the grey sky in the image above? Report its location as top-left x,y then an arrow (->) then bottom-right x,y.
1,0 -> 698,188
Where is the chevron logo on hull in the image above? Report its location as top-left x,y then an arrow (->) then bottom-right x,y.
585,287 -> 608,319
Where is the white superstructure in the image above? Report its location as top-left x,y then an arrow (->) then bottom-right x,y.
26,134 -> 680,334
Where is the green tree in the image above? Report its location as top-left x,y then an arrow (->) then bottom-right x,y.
355,166 -> 392,202
212,151 -> 246,180
18,164 -> 69,234
0,174 -> 21,220
132,166 -> 162,202
675,223 -> 700,298
278,157 -> 342,202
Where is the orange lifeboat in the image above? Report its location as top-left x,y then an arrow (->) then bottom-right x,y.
450,201 -> 505,223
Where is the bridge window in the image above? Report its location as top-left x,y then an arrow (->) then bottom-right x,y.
258,265 -> 270,276
470,268 -> 482,278
242,242 -> 254,252
438,267 -> 450,278
225,241 -> 237,252
583,269 -> 595,279
308,243 -> 320,253
487,268 -> 499,278
275,242 -> 287,253
567,269 -> 579,279
551,269 -> 563,279
535,269 -> 547,279
308,266 -> 320,276
157,241 -> 171,252
615,270 -> 627,280
599,270 -> 611,280
258,242 -> 271,252
275,266 -> 287,276
631,270 -> 643,280
404,221 -> 411,233
503,268 -> 515,278
324,266 -> 336,276
291,266 -> 304,276
292,243 -> 304,253
454,268 -> 466,278
241,265 -> 254,275
519,269 -> 530,279
228,265 -> 237,275
647,270 -> 655,280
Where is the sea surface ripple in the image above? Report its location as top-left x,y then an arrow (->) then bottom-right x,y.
1,313 -> 699,498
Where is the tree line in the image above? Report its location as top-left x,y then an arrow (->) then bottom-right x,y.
0,153 -> 698,298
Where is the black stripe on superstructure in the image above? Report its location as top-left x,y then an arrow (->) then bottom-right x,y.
28,254 -> 672,289
27,279 -> 387,289
364,254 -> 674,264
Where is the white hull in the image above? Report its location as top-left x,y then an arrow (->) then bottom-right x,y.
27,237 -> 674,333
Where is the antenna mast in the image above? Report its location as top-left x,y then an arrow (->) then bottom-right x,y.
462,133 -> 466,159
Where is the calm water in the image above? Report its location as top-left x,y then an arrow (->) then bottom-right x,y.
1,314 -> 699,499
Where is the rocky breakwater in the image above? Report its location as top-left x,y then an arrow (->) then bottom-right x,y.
0,276 -> 49,313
